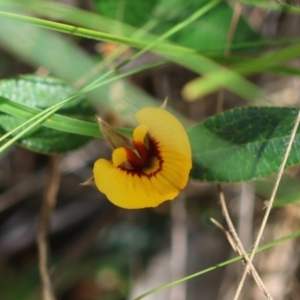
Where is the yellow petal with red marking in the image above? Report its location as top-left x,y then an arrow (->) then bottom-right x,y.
135,107 -> 192,189
93,107 -> 192,209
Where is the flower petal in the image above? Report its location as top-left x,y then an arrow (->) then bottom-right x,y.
93,158 -> 181,209
136,107 -> 192,189
112,148 -> 128,167
133,124 -> 148,143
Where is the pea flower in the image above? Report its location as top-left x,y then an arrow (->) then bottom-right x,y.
93,107 -> 192,209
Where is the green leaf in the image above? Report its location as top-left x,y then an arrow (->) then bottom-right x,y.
94,0 -> 159,27
154,0 -> 260,52
188,106 -> 300,182
0,75 -> 95,154
94,0 -> 260,53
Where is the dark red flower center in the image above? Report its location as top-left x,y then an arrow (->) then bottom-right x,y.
121,136 -> 162,173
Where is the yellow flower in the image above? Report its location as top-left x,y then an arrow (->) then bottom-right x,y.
93,107 -> 192,209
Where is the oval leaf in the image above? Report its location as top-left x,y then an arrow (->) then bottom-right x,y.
154,0 -> 260,52
0,75 -> 95,154
188,106 -> 300,182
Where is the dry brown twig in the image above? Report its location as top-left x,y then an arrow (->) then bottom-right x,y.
215,3 -> 272,298
214,185 -> 273,299
37,155 -> 61,300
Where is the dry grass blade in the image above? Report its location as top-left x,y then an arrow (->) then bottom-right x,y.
214,4 -> 271,296
210,218 -> 239,253
216,185 -> 273,299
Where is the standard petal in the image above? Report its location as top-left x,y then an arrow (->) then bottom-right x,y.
135,108 -> 191,157
135,107 -> 192,189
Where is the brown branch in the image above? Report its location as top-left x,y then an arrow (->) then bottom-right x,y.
37,155 -> 61,300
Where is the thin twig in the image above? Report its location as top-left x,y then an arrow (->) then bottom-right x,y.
215,3 -> 271,298
170,194 -> 187,300
237,183 -> 254,252
216,185 -> 273,299
275,0 -> 300,13
37,155 -> 61,300
216,2 -> 242,113
225,3 -> 242,57
210,218 -> 238,252
233,110 -> 300,300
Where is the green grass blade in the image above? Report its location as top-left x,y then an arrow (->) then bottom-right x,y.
0,60 -> 167,140
0,99 -> 71,153
134,229 -> 300,300
184,42 -> 300,100
0,1 -> 220,152
0,2 -> 220,142
0,97 -> 99,138
0,2 -> 261,101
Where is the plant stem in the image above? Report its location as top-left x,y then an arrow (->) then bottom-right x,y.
37,155 -> 61,300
